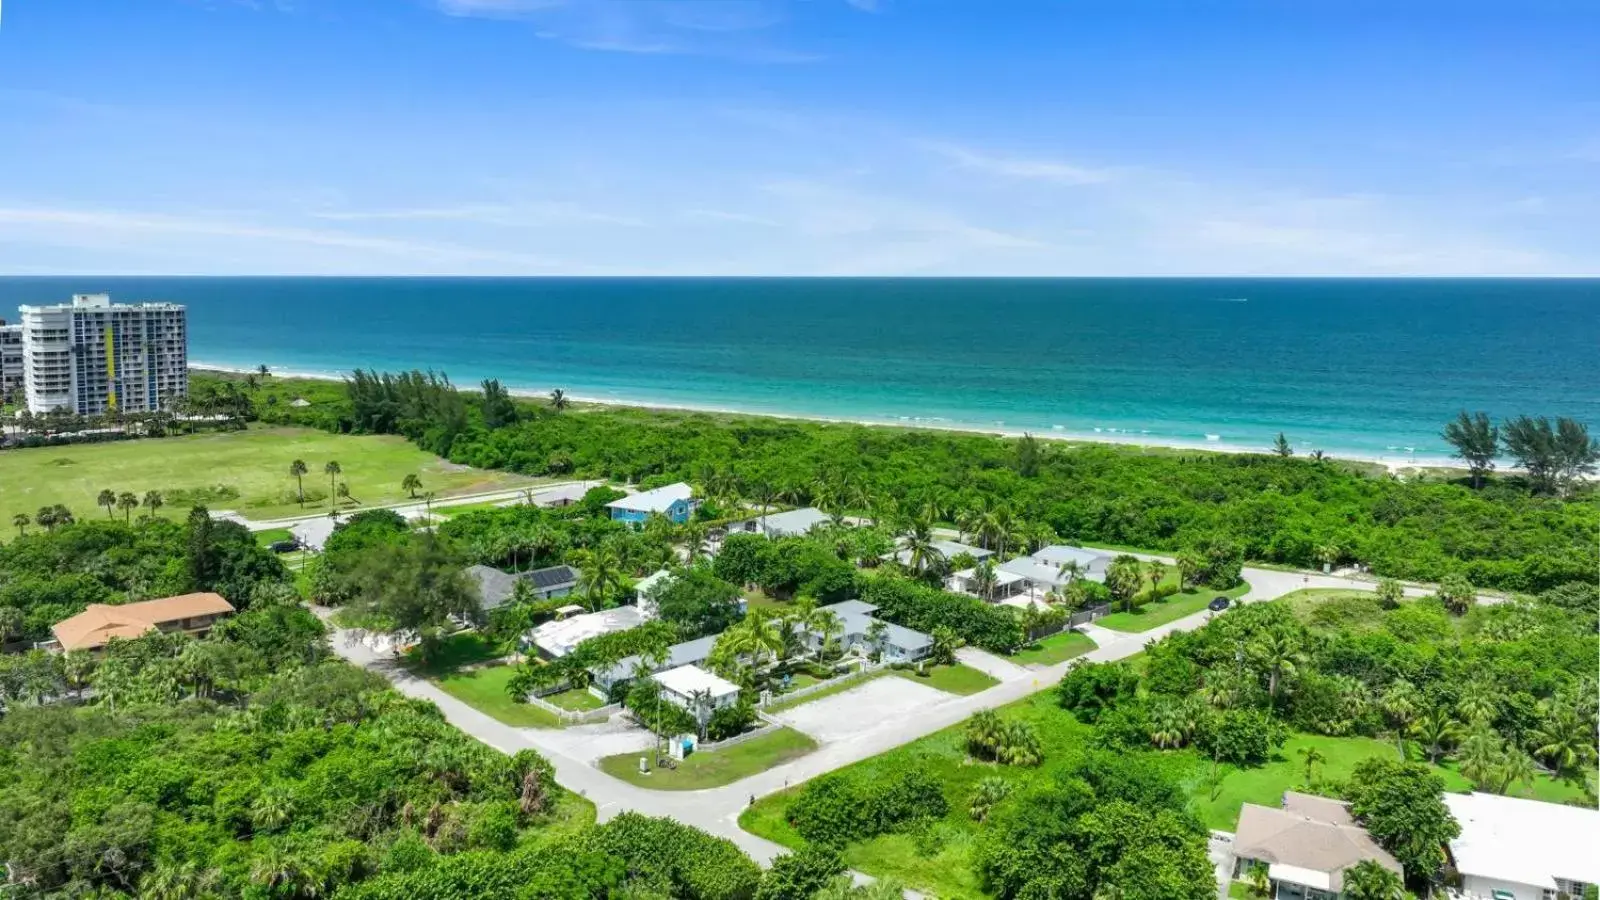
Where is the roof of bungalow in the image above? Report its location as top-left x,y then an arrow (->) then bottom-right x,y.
52,592 -> 235,651
996,555 -> 1075,586
633,569 -> 675,597
1233,792 -> 1401,894
527,564 -> 580,591
741,507 -> 833,537
653,664 -> 741,700
1444,792 -> 1600,891
527,605 -> 646,658
953,565 -> 1028,587
606,482 -> 693,514
892,538 -> 993,566
596,633 -> 719,685
1032,545 -> 1112,576
466,565 -> 521,611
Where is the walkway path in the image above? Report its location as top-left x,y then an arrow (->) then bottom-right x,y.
326,563 -> 1478,864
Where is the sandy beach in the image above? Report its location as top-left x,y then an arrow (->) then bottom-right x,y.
192,361 -> 1461,474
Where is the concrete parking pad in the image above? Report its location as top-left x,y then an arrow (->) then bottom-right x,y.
772,674 -> 951,743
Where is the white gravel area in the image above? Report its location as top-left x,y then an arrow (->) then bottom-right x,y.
772,675 -> 951,743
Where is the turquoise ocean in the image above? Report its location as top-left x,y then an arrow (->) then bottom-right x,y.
1,277 -> 1595,463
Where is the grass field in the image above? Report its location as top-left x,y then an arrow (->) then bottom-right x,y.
434,664 -> 564,728
1099,578 -> 1251,632
599,727 -> 818,790
740,689 -> 1586,898
545,687 -> 606,711
436,500 -> 515,518
0,425 -> 540,528
1010,630 -> 1097,666
893,663 -> 999,696
403,631 -> 510,676
254,527 -> 294,548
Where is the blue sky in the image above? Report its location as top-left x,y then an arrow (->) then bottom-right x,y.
0,0 -> 1596,275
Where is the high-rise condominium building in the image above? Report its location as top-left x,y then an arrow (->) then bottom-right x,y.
17,293 -> 189,415
0,320 -> 23,402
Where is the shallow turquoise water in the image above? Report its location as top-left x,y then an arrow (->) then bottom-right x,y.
1,277 -> 1594,460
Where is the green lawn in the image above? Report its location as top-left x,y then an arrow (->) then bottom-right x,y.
893,663 -> 999,696
254,527 -> 294,548
1227,881 -> 1255,899
545,687 -> 606,712
741,690 -> 1587,898
0,425 -> 542,528
1099,578 -> 1251,632
436,499 -> 514,518
599,727 -> 818,790
403,631 -> 510,676
763,670 -> 888,714
434,664 -> 564,728
1010,630 -> 1097,666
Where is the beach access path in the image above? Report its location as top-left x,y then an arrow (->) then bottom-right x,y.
323,562 -> 1446,865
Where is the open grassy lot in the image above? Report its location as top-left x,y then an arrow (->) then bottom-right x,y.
741,689 -> 1585,899
434,664 -> 564,728
599,727 -> 818,790
893,662 -> 999,696
0,425 -> 541,529
436,499 -> 515,518
402,631 -> 511,676
545,687 -> 606,711
1098,577 -> 1251,632
254,527 -> 294,548
1009,629 -> 1096,666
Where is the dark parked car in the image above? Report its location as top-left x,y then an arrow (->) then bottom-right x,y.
269,540 -> 301,553
1207,596 -> 1232,612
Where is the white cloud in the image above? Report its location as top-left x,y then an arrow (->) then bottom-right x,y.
925,142 -> 1115,186
0,205 -> 569,273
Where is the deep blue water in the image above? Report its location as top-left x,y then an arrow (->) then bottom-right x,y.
2,277 -> 1595,461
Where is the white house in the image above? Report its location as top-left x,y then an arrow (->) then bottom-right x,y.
652,664 -> 742,713
1443,792 -> 1600,900
731,506 -> 832,538
806,599 -> 932,662
893,538 -> 992,568
524,605 -> 647,659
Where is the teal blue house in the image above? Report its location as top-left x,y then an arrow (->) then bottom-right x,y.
606,482 -> 695,524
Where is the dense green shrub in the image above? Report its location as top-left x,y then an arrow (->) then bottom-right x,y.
786,769 -> 949,846
1056,661 -> 1140,723
856,575 -> 1024,654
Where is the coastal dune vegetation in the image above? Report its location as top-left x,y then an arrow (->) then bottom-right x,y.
224,370 -> 1594,593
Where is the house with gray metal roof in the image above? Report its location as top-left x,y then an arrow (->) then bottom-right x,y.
607,482 -> 695,524
593,633 -> 720,693
730,506 -> 833,538
809,599 -> 932,662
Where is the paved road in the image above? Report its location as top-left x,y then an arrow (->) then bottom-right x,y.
327,563 -> 1476,864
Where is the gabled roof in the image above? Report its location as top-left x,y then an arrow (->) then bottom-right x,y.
818,599 -> 878,617
1032,545 -> 1112,576
599,634 -> 718,684
1444,792 -> 1600,890
997,555 -> 1072,586
634,569 -> 674,597
1233,792 -> 1400,892
466,565 -> 520,611
744,507 -> 832,537
607,482 -> 693,513
52,592 -> 235,651
653,664 -> 741,700
527,565 -> 580,590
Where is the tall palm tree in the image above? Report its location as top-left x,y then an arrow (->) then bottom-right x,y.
35,506 -> 57,532
289,459 -> 308,505
1380,679 -> 1422,755
142,490 -> 164,521
1247,630 -> 1307,702
578,543 -> 622,611
117,491 -> 139,523
323,461 -> 341,512
549,388 -> 568,410
1410,709 -> 1461,763
681,520 -> 709,563
1298,745 -> 1327,786
812,609 -> 844,658
970,559 -> 1000,601
1528,706 -> 1593,776
11,512 -> 28,536
1458,724 -> 1504,789
1142,559 -> 1165,598
1492,748 -> 1537,796
1104,555 -> 1145,613
903,516 -> 944,575
1056,558 -> 1085,585
1456,682 -> 1499,726
402,473 -> 422,498
97,489 -> 117,518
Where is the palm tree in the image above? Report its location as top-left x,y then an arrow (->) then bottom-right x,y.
402,473 -> 422,499
1298,745 -> 1327,786
1104,555 -> 1145,613
1528,707 -> 1593,776
681,520 -> 709,563
289,459 -> 308,505
866,619 -> 889,658
968,776 -> 1013,822
1056,558 -> 1085,586
323,461 -> 341,511
117,491 -> 139,523
1149,700 -> 1189,749
578,543 -> 622,611
142,490 -> 164,521
11,512 -> 28,536
34,506 -> 56,532
970,558 -> 1000,601
1341,859 -> 1404,900
549,388 -> 568,410
1410,709 -> 1461,763
1247,630 -> 1307,702
1458,724 -> 1505,789
903,516 -> 944,575
1456,682 -> 1499,725
1379,679 -> 1421,755
1492,748 -> 1537,796
1142,559 -> 1165,598
97,489 -> 117,518
813,609 -> 844,659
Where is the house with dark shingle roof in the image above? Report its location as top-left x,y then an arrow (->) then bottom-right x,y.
467,563 -> 580,615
